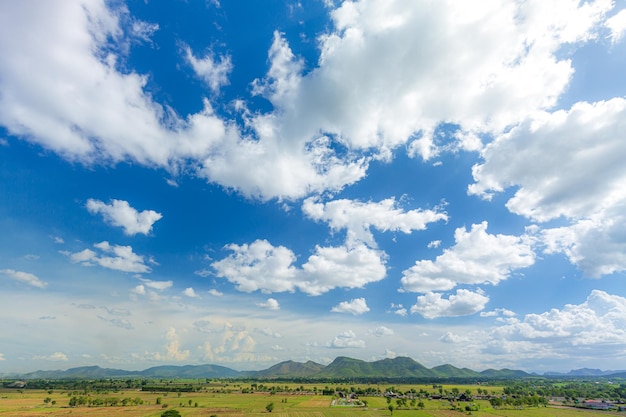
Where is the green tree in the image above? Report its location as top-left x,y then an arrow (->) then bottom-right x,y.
388,404 -> 395,415
161,410 -> 181,417
266,402 -> 275,413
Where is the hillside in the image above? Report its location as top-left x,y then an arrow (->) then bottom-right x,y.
21,356 -> 533,380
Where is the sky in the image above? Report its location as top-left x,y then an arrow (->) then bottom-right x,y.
1,0 -> 626,375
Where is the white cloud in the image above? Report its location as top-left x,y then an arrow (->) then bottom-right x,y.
212,239 -> 386,295
0,353 -> 4,361
51,236 -> 64,244
86,199 -> 162,236
0,0 -> 616,201
410,289 -> 489,319
487,290 -> 626,361
427,240 -> 441,249
606,9 -> 626,43
331,297 -> 370,315
130,20 -> 159,43
183,287 -> 199,298
184,45 -> 232,93
328,330 -> 366,349
65,241 -> 151,273
131,284 -> 145,295
481,308 -> 516,318
0,138 -> 7,146
150,327 -> 190,361
440,332 -> 470,344
208,289 -> 223,297
470,98 -> 626,277
255,327 -> 282,338
389,303 -> 407,317
401,222 -> 535,292
0,269 -> 47,288
302,197 -> 447,246
139,278 -> 173,291
257,298 -> 280,310
369,326 -> 394,337
33,352 -> 68,361
194,268 -> 212,277
300,242 -> 387,295
212,240 -> 298,293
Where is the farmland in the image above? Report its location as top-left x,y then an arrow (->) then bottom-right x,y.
0,380 -> 624,417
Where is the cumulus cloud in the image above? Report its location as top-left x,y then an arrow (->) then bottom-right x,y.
485,290 -> 626,362
184,45 -> 232,92
440,332 -> 470,343
0,353 -> 4,361
86,199 -> 162,236
212,239 -> 386,295
302,197 -> 447,246
328,330 -> 366,349
401,222 -> 535,292
470,98 -> 626,277
151,327 -> 190,361
300,242 -> 387,295
410,289 -> 490,319
64,241 -> 151,273
0,269 -> 47,288
0,0 -> 616,201
183,287 -> 200,298
331,298 -> 370,315
212,240 -> 298,293
257,298 -> 280,310
208,289 -> 223,296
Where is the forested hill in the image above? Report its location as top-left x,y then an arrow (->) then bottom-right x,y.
15,356 -> 607,380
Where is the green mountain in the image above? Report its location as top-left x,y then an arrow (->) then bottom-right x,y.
19,357 -> 532,380
480,368 -> 529,378
431,364 -> 480,378
250,360 -> 325,378
316,356 -> 434,378
139,364 -> 240,378
24,366 -> 133,379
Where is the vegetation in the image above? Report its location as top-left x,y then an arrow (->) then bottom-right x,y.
0,375 -> 625,416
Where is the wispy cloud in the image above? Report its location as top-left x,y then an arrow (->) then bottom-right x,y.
0,269 -> 47,288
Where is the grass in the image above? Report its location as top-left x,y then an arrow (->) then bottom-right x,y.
0,384 -> 620,417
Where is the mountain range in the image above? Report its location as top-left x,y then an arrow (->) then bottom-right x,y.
12,357 -> 626,380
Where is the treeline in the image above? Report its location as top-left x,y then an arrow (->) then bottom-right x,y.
500,381 -> 626,402
68,396 -> 144,407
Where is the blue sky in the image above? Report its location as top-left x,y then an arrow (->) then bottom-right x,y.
1,0 -> 626,374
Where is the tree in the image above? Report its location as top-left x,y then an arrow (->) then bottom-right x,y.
388,404 -> 395,415
266,402 -> 275,413
161,410 -> 181,417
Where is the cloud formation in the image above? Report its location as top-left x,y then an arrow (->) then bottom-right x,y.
86,199 -> 162,236
65,241 -> 151,273
401,222 -> 535,292
331,298 -> 370,315
410,289 -> 490,319
0,269 -> 47,288
212,239 -> 386,295
303,197 -> 447,246
0,0 -> 615,201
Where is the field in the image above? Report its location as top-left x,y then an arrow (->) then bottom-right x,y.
0,382 -> 622,417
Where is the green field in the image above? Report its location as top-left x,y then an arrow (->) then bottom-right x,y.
0,382 -> 621,417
